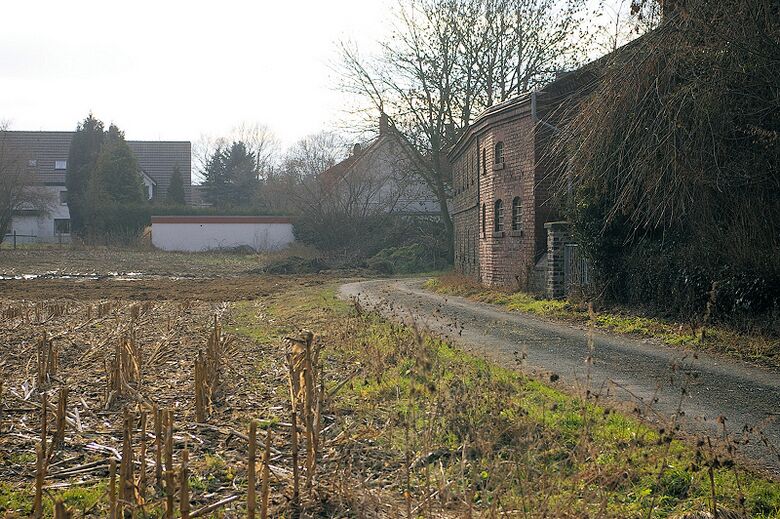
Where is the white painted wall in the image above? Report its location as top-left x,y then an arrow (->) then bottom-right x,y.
9,186 -> 71,243
151,220 -> 295,252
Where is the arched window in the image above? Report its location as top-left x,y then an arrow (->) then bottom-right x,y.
511,196 -> 523,232
481,203 -> 486,235
494,199 -> 504,233
494,141 -> 504,166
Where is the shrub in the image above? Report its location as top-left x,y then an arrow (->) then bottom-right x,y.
294,212 -> 450,269
368,243 -> 438,274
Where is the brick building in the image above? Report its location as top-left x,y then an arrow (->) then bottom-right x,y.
449,73 -> 585,290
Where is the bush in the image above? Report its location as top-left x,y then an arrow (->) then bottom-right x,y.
368,243 -> 439,274
294,212 -> 450,269
82,204 -> 151,245
264,256 -> 326,275
557,1 -> 780,329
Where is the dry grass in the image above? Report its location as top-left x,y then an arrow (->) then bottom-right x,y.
0,242 -> 321,278
0,276 -> 778,517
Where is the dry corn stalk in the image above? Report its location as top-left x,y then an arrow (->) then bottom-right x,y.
54,498 -> 72,519
194,350 -> 209,422
285,330 -> 323,491
33,442 -> 44,518
261,428 -> 272,519
193,315 -> 234,421
154,406 -> 163,489
180,448 -> 190,519
40,392 -> 48,447
52,386 -> 68,452
119,409 -> 135,517
36,332 -> 58,387
97,301 -> 116,318
138,411 -> 147,503
164,410 -> 175,519
130,304 -> 140,321
1,304 -> 24,320
248,421 -> 257,519
106,333 -> 142,405
109,458 -> 117,519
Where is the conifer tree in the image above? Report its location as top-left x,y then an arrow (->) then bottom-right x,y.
66,114 -> 105,234
202,141 -> 259,207
92,125 -> 145,204
166,165 -> 186,205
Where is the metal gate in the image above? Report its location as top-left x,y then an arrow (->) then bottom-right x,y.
564,243 -> 590,294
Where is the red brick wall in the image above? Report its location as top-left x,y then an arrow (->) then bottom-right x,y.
476,113 -> 539,288
451,96 -> 563,290
452,142 -> 480,277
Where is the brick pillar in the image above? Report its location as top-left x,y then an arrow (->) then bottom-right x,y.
545,221 -> 569,299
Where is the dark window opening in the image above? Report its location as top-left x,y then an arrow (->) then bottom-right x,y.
494,142 -> 504,166
482,149 -> 487,175
54,219 -> 70,235
494,199 -> 504,233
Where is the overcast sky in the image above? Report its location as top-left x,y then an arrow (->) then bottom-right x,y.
0,0 -> 391,146
1,0 -> 623,147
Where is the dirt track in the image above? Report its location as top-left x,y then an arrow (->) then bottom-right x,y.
340,278 -> 780,476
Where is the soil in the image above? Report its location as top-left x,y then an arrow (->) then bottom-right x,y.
0,276 -> 329,302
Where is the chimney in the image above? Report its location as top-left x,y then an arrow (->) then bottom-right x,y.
379,112 -> 389,135
353,143 -> 362,156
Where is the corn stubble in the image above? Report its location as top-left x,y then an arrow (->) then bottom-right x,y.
0,290 -> 769,518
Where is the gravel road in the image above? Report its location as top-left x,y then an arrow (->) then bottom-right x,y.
340,278 -> 780,476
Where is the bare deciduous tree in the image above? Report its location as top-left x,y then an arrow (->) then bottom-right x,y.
259,131 -> 349,215
0,124 -> 54,244
338,0 -> 595,254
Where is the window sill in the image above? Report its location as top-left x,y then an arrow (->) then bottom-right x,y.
509,230 -> 523,238
492,231 -> 505,238
493,162 -> 505,171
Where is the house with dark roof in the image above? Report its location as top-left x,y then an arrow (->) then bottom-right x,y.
3,131 -> 192,243
320,114 -> 440,217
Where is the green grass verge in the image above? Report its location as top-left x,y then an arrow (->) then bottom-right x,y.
424,274 -> 779,368
228,282 -> 780,518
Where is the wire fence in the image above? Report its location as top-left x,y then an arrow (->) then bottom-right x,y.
2,231 -> 70,249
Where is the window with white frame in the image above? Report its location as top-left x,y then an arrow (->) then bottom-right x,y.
55,160 -> 67,170
494,199 -> 504,233
511,196 -> 522,232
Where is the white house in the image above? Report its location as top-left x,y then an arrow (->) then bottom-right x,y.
2,131 -> 192,243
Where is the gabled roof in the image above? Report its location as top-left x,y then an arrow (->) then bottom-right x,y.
2,130 -> 192,202
319,124 -> 428,189
319,136 -> 381,189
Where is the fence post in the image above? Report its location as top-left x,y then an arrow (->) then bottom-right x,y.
13,230 -> 17,250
